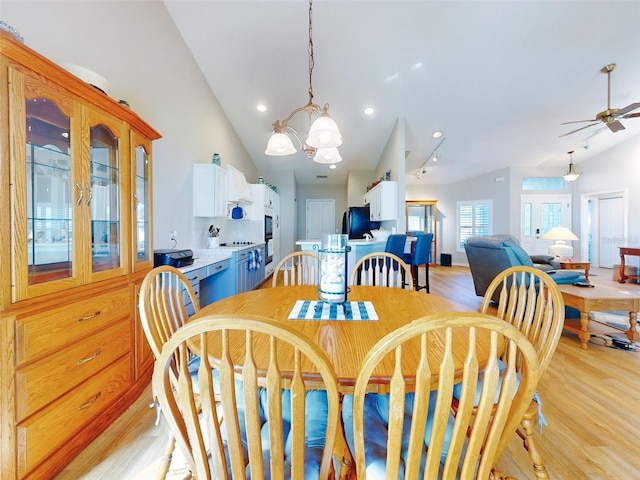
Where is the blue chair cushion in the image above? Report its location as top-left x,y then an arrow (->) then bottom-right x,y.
249,389 -> 329,479
452,361 -> 547,430
342,392 -> 455,479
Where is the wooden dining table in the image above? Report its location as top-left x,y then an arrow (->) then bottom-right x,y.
190,285 -> 495,479
191,285 -> 481,394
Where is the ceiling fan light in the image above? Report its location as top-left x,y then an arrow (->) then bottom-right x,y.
313,147 -> 342,164
306,114 -> 342,148
265,132 -> 296,156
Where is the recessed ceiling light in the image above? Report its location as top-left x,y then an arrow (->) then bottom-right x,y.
257,104 -> 267,112
364,107 -> 374,115
432,131 -> 442,138
329,164 -> 336,169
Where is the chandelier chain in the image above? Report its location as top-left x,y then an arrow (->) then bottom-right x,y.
308,0 -> 314,102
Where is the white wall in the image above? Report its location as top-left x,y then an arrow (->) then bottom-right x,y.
375,118 -> 407,232
3,1 -> 257,251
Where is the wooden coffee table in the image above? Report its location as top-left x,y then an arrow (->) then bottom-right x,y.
559,282 -> 640,349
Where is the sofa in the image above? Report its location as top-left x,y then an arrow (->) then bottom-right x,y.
464,234 -> 583,302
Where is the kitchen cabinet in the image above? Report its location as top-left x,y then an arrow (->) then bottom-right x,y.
0,31 -> 161,480
193,163 -> 228,218
200,258 -> 232,304
249,183 -> 279,218
233,245 -> 266,294
364,181 -> 397,221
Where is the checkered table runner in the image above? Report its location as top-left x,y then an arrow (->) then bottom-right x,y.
288,300 -> 378,321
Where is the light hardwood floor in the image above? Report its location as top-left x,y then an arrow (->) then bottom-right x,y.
54,265 -> 640,479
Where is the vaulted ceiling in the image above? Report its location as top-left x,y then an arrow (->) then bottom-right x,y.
164,1 -> 640,185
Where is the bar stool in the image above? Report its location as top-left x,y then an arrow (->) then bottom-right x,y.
385,234 -> 409,288
384,234 -> 407,258
404,233 -> 433,293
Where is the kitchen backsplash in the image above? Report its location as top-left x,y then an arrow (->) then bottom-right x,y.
193,216 -> 264,249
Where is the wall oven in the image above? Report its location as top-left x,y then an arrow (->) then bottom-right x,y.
265,215 -> 273,265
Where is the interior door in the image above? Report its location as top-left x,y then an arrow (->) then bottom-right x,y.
585,192 -> 625,268
306,199 -> 335,240
520,194 -> 572,255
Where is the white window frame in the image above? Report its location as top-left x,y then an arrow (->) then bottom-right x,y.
457,200 -> 493,252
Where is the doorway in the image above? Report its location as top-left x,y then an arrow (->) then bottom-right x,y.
405,200 -> 437,266
305,199 -> 335,240
582,191 -> 626,268
520,194 -> 572,255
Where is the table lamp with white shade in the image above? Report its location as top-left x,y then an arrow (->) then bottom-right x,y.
542,226 -> 579,259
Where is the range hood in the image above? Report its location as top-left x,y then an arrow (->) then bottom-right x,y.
227,165 -> 253,205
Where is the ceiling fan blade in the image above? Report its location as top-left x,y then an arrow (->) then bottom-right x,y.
560,119 -> 598,125
559,122 -> 600,137
623,112 -> 640,119
616,102 -> 640,116
607,120 -> 625,132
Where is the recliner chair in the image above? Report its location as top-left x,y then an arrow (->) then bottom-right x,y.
464,234 -> 583,302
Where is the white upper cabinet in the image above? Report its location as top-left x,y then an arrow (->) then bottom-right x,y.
250,184 -> 279,220
364,181 -> 397,221
193,163 -> 228,217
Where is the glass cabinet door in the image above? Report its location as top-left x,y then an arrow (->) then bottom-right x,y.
87,109 -> 127,280
84,109 -> 129,282
26,99 -> 74,282
10,67 -> 83,300
131,131 -> 153,273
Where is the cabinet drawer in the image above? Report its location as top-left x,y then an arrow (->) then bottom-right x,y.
16,287 -> 131,365
183,267 -> 206,287
15,320 -> 131,422
207,259 -> 230,275
17,355 -> 132,477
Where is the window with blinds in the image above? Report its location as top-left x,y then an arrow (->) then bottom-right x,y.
457,200 -> 492,252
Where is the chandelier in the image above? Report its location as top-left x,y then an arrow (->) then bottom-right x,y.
264,0 -> 342,163
563,150 -> 581,182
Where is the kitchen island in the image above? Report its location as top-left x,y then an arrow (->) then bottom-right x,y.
296,239 -> 388,276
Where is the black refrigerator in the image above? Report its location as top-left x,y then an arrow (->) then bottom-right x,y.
341,206 -> 381,239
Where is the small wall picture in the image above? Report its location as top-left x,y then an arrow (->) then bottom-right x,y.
385,170 -> 391,181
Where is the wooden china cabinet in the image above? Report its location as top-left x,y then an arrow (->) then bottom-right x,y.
0,31 -> 161,479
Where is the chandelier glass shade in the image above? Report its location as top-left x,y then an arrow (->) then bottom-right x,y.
313,147 -> 342,164
306,110 -> 342,149
264,0 -> 341,163
265,132 -> 296,156
563,150 -> 581,182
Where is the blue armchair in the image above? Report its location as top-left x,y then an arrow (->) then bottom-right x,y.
464,234 -> 583,302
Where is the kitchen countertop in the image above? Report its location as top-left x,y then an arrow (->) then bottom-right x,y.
180,251 -> 232,274
197,242 -> 266,254
296,239 -> 386,246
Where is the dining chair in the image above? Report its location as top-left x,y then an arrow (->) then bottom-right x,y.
139,265 -> 201,479
403,232 -> 434,292
152,314 -> 341,480
344,311 -> 541,480
350,252 -> 413,288
272,251 -> 319,287
472,265 -> 565,479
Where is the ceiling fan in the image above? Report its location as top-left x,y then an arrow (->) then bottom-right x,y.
559,63 -> 640,137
